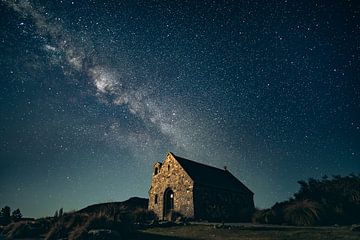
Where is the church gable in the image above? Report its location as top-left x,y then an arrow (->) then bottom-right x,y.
148,153 -> 194,220
148,152 -> 255,222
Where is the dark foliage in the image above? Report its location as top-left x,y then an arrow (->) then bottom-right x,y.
283,200 -> 322,226
294,174 -> 360,225
1,197 -> 153,239
253,174 -> 360,226
2,221 -> 45,239
45,197 -> 153,239
0,206 -> 11,226
59,208 -> 63,217
11,209 -> 22,221
45,209 -> 154,239
123,208 -> 157,224
0,206 -> 24,226
54,210 -> 58,219
45,212 -> 90,240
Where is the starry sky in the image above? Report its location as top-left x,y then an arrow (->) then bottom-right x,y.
0,0 -> 359,218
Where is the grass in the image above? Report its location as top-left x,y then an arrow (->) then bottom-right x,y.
136,224 -> 360,240
283,200 -> 322,226
2,221 -> 359,239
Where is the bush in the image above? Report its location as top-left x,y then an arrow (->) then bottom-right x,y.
283,200 -> 322,226
2,221 -> 42,239
252,209 -> 279,224
171,211 -> 187,222
45,213 -> 89,240
0,207 -> 11,226
252,209 -> 264,224
120,208 -> 157,224
253,174 -> 360,226
294,174 -> 360,225
45,212 -> 134,240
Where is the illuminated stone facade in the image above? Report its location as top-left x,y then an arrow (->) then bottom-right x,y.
148,152 -> 254,221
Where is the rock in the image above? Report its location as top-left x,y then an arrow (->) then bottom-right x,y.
351,225 -> 360,232
175,216 -> 183,223
159,221 -> 175,227
215,223 -> 225,229
149,219 -> 159,226
87,229 -> 121,240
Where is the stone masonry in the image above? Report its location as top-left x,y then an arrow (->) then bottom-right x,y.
148,152 -> 254,221
148,153 -> 194,220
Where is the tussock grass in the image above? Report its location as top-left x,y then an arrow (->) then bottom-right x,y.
284,200 -> 321,226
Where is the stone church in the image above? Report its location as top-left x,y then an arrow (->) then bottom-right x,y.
148,152 -> 254,221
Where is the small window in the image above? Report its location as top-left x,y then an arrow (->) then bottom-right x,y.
168,165 -> 170,171
154,194 -> 158,204
154,167 -> 158,175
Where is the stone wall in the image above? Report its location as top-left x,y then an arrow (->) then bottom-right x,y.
148,153 -> 194,220
193,184 -> 254,222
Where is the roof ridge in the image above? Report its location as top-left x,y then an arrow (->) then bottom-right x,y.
173,154 -> 227,172
170,152 -> 254,195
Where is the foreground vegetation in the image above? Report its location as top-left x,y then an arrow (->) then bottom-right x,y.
138,224 -> 360,240
0,197 -> 153,239
0,174 -> 359,239
2,221 -> 360,240
252,174 -> 360,226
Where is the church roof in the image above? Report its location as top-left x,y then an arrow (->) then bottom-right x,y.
172,153 -> 253,194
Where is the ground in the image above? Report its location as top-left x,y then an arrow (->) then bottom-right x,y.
135,224 -> 360,240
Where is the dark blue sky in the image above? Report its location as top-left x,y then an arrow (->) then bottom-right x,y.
0,0 -> 359,218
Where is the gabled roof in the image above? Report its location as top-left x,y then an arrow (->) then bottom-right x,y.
171,153 -> 253,195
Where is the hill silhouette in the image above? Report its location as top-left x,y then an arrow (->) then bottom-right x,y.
78,197 -> 149,215
0,197 -> 153,240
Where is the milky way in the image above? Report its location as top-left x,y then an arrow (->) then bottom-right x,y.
0,0 -> 359,217
4,0 -> 194,150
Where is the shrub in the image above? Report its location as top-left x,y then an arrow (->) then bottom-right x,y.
252,209 -> 264,224
45,212 -> 135,240
120,208 -> 157,224
170,211 -> 186,222
0,207 -> 11,226
2,221 -> 42,239
45,213 -> 89,240
252,209 -> 279,224
283,200 -> 321,226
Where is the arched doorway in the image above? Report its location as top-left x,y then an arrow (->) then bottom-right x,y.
163,188 -> 174,220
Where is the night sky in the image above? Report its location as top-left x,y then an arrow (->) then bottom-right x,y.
1,0 -> 359,218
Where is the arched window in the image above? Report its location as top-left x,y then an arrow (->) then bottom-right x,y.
154,194 -> 158,204
168,165 -> 170,171
154,167 -> 158,175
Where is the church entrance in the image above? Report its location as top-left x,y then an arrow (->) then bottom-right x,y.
163,188 -> 174,220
